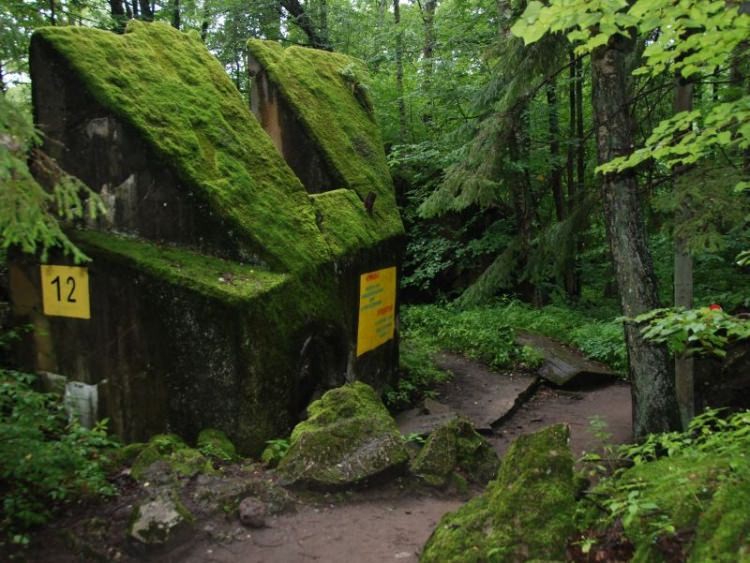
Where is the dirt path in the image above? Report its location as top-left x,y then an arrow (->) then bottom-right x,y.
178,357 -> 632,563
18,351 -> 633,563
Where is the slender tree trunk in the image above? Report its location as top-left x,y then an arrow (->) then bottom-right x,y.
674,49 -> 695,428
139,0 -> 153,20
421,0 -> 437,125
566,50 -> 576,205
591,34 -> 680,438
124,0 -> 133,19
171,0 -> 181,29
49,0 -> 57,24
132,0 -> 139,18
0,61 -> 6,93
547,83 -> 564,222
394,0 -> 406,140
575,55 -> 585,197
109,0 -> 127,32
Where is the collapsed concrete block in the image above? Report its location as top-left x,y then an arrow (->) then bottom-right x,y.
11,22 -> 404,454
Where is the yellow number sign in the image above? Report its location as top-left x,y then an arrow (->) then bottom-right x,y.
40,265 -> 91,319
357,266 -> 396,357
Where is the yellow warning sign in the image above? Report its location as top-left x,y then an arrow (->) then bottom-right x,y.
357,266 -> 396,357
40,265 -> 90,319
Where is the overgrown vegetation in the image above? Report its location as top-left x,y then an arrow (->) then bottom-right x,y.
575,408 -> 750,560
401,300 -> 626,374
0,369 -> 118,547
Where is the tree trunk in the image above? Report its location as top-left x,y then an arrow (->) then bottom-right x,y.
139,0 -> 153,21
393,0 -> 406,140
421,0 -> 437,124
0,61 -> 6,93
109,0 -> 127,32
591,34 -> 680,438
575,55 -> 585,198
547,82 -> 564,222
673,55 -> 695,428
171,0 -> 181,29
566,50 -> 576,205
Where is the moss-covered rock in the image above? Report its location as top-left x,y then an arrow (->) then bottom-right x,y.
131,433 -> 215,481
197,428 -> 238,462
410,417 -> 499,488
277,382 -> 409,489
421,424 -> 576,562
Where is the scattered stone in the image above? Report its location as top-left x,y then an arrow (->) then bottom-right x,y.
421,424 -> 576,562
238,497 -> 267,528
409,417 -> 499,488
128,491 -> 194,550
515,331 -> 616,387
130,433 -> 215,482
277,382 -> 409,489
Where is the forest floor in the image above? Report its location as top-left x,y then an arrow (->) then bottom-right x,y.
21,353 -> 632,563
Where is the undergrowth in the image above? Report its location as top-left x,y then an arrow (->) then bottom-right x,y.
0,369 -> 119,548
402,299 -> 626,373
574,409 -> 750,560
384,335 -> 450,411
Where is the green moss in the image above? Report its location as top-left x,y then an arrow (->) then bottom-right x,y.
278,382 -> 409,488
197,428 -> 238,462
33,22 -> 331,272
690,469 -> 750,562
310,190 -> 388,256
247,40 -> 404,251
75,230 -> 288,305
410,417 -> 499,488
131,433 -> 214,481
421,424 -> 576,563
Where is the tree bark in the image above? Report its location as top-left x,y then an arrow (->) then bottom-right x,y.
171,0 -> 181,29
139,0 -> 153,21
591,34 -> 681,438
281,0 -> 331,50
394,0 -> 407,140
421,0 -> 437,124
673,49 -> 695,428
547,82 -> 564,222
109,0 -> 127,32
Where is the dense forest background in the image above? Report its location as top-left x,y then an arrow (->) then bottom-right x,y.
3,0 -> 750,430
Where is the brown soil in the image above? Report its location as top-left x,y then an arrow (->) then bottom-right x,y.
14,355 -> 633,563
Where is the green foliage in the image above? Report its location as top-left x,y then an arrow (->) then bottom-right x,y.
0,95 -> 104,263
0,369 -> 118,545
512,0 -> 750,184
260,438 -> 290,468
383,335 -> 450,411
404,300 -> 626,373
577,409 -> 750,558
635,306 -> 750,358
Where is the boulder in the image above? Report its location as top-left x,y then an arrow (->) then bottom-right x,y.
421,424 -> 576,562
128,491 -> 194,550
410,417 -> 499,488
131,433 -> 214,482
277,382 -> 409,489
197,428 -> 238,462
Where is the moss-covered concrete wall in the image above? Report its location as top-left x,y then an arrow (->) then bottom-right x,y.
14,22 -> 404,454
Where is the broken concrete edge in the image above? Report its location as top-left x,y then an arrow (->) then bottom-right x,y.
31,23 -> 401,274
73,230 -> 288,306
515,330 -> 619,387
246,39 -> 404,241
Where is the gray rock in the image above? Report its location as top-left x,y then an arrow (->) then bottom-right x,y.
128,492 -> 194,549
238,497 -> 267,528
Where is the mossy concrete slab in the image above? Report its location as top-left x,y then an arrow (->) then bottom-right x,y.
516,331 -> 616,387
434,353 -> 538,431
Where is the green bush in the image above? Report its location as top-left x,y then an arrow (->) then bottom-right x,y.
0,369 -> 118,546
384,335 -> 450,411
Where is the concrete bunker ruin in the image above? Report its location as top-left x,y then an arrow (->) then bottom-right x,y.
10,22 -> 404,454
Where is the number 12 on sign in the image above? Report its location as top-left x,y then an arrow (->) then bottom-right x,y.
40,265 -> 90,319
